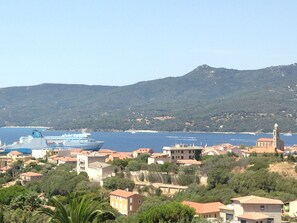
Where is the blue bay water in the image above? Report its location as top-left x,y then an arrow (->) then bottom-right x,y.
0,128 -> 296,153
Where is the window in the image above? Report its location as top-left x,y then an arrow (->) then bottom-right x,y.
267,218 -> 274,223
240,220 -> 246,223
181,151 -> 183,154
189,150 -> 191,153
138,199 -> 141,204
260,205 -> 265,211
189,156 -> 192,159
226,214 -> 233,220
181,156 -> 183,159
172,151 -> 174,154
129,205 -> 133,211
172,156 -> 174,159
130,197 -> 133,203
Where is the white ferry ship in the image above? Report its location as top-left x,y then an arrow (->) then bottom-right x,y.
0,130 -> 104,154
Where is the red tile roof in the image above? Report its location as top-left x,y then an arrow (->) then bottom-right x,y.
257,138 -> 273,142
150,153 -> 169,158
107,152 -> 132,161
57,157 -> 77,162
8,151 -> 23,156
231,195 -> 283,205
182,201 -> 225,214
98,149 -> 116,154
0,166 -> 12,171
237,212 -> 269,220
247,146 -> 283,154
20,172 -> 43,177
134,148 -> 153,154
110,189 -> 138,198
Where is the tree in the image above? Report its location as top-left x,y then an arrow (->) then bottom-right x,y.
138,202 -> 195,223
0,185 -> 28,205
207,167 -> 230,189
37,195 -> 113,223
10,192 -> 41,211
103,177 -> 134,191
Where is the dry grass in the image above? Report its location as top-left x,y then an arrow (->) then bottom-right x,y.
269,162 -> 297,179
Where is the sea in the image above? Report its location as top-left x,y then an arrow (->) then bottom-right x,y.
0,128 -> 296,153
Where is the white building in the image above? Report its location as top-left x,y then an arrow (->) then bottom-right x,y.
163,144 -> 203,163
148,153 -> 170,165
32,149 -> 49,159
77,154 -> 113,182
220,195 -> 283,223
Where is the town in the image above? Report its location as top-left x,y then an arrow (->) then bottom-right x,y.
0,124 -> 297,222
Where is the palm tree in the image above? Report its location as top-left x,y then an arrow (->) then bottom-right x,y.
37,195 -> 113,223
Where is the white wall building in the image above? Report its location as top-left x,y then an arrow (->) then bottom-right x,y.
32,149 -> 49,159
77,154 -> 113,182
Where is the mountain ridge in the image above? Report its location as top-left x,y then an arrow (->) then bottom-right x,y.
1,63 -> 297,132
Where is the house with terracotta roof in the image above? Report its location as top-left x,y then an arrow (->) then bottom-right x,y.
56,157 -> 77,165
182,201 -> 224,219
110,189 -> 143,215
107,152 -> 132,162
97,149 -> 117,157
7,151 -> 23,159
132,148 -> 154,158
247,146 -> 283,156
20,171 -> 43,183
256,138 -> 274,147
220,195 -> 283,223
147,153 -> 170,164
0,166 -> 12,174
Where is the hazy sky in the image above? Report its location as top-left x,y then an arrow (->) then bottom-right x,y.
0,1 -> 296,88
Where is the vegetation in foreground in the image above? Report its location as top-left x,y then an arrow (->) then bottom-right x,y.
0,153 -> 297,222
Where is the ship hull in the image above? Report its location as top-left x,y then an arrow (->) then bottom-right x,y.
1,130 -> 104,154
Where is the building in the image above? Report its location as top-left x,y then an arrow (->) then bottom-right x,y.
132,148 -> 154,158
7,151 -> 23,159
97,149 -> 117,157
32,149 -> 49,159
110,189 -> 143,215
256,138 -> 274,148
20,172 -> 43,183
220,195 -> 283,223
147,153 -> 170,165
107,152 -> 132,162
247,147 -> 283,156
256,124 -> 284,151
56,157 -> 77,166
182,201 -> 224,219
77,154 -> 113,182
284,199 -> 297,218
163,144 -> 203,163
85,161 -> 113,182
0,166 -> 12,174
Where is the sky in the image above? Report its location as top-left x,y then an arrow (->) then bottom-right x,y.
0,1 -> 296,88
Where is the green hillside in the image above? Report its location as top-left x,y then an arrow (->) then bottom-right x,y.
1,63 -> 297,132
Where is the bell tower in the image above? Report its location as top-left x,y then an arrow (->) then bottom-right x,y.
273,123 -> 279,150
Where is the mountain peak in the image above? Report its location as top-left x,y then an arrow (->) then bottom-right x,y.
196,64 -> 213,69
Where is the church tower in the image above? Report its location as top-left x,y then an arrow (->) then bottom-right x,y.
273,123 -> 279,150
